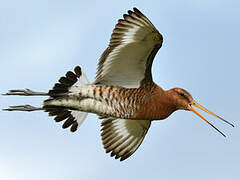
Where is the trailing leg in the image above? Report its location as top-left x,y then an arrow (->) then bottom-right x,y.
3,89 -> 48,96
3,105 -> 43,112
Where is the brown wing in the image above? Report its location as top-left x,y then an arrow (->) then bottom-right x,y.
94,8 -> 163,88
101,117 -> 151,161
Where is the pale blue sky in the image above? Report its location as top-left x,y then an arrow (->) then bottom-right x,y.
0,1 -> 240,180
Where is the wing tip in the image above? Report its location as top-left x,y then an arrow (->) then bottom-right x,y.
100,118 -> 151,161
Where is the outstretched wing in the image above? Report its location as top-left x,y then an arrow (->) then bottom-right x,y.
94,8 -> 163,88
101,117 -> 151,161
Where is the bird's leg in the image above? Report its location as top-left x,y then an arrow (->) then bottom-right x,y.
3,105 -> 43,112
2,89 -> 48,96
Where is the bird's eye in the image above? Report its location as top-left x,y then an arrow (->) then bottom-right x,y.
179,93 -> 185,97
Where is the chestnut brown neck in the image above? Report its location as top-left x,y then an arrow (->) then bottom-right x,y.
133,85 -> 178,120
153,87 -> 179,119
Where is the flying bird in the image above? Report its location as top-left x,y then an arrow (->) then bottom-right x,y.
3,8 -> 234,161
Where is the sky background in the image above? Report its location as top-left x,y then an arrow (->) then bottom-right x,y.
0,0 -> 240,180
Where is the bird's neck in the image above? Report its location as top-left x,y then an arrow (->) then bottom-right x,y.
132,85 -> 178,120
153,87 -> 178,120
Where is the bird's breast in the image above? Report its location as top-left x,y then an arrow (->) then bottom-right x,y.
129,86 -> 177,120
75,84 -> 176,120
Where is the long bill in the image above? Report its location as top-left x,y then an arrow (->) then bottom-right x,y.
188,100 -> 234,137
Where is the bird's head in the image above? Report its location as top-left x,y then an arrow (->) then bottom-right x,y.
171,88 -> 193,110
169,87 -> 234,137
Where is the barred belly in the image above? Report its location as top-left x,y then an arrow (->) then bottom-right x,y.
76,85 -> 139,118
44,85 -> 140,119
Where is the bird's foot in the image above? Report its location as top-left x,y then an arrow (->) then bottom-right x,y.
3,105 -> 43,112
2,89 -> 48,96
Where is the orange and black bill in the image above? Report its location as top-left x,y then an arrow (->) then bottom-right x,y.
188,100 -> 234,137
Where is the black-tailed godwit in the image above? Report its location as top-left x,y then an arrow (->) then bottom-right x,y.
3,8 -> 234,161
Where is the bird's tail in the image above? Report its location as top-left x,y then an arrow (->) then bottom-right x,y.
3,66 -> 90,132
